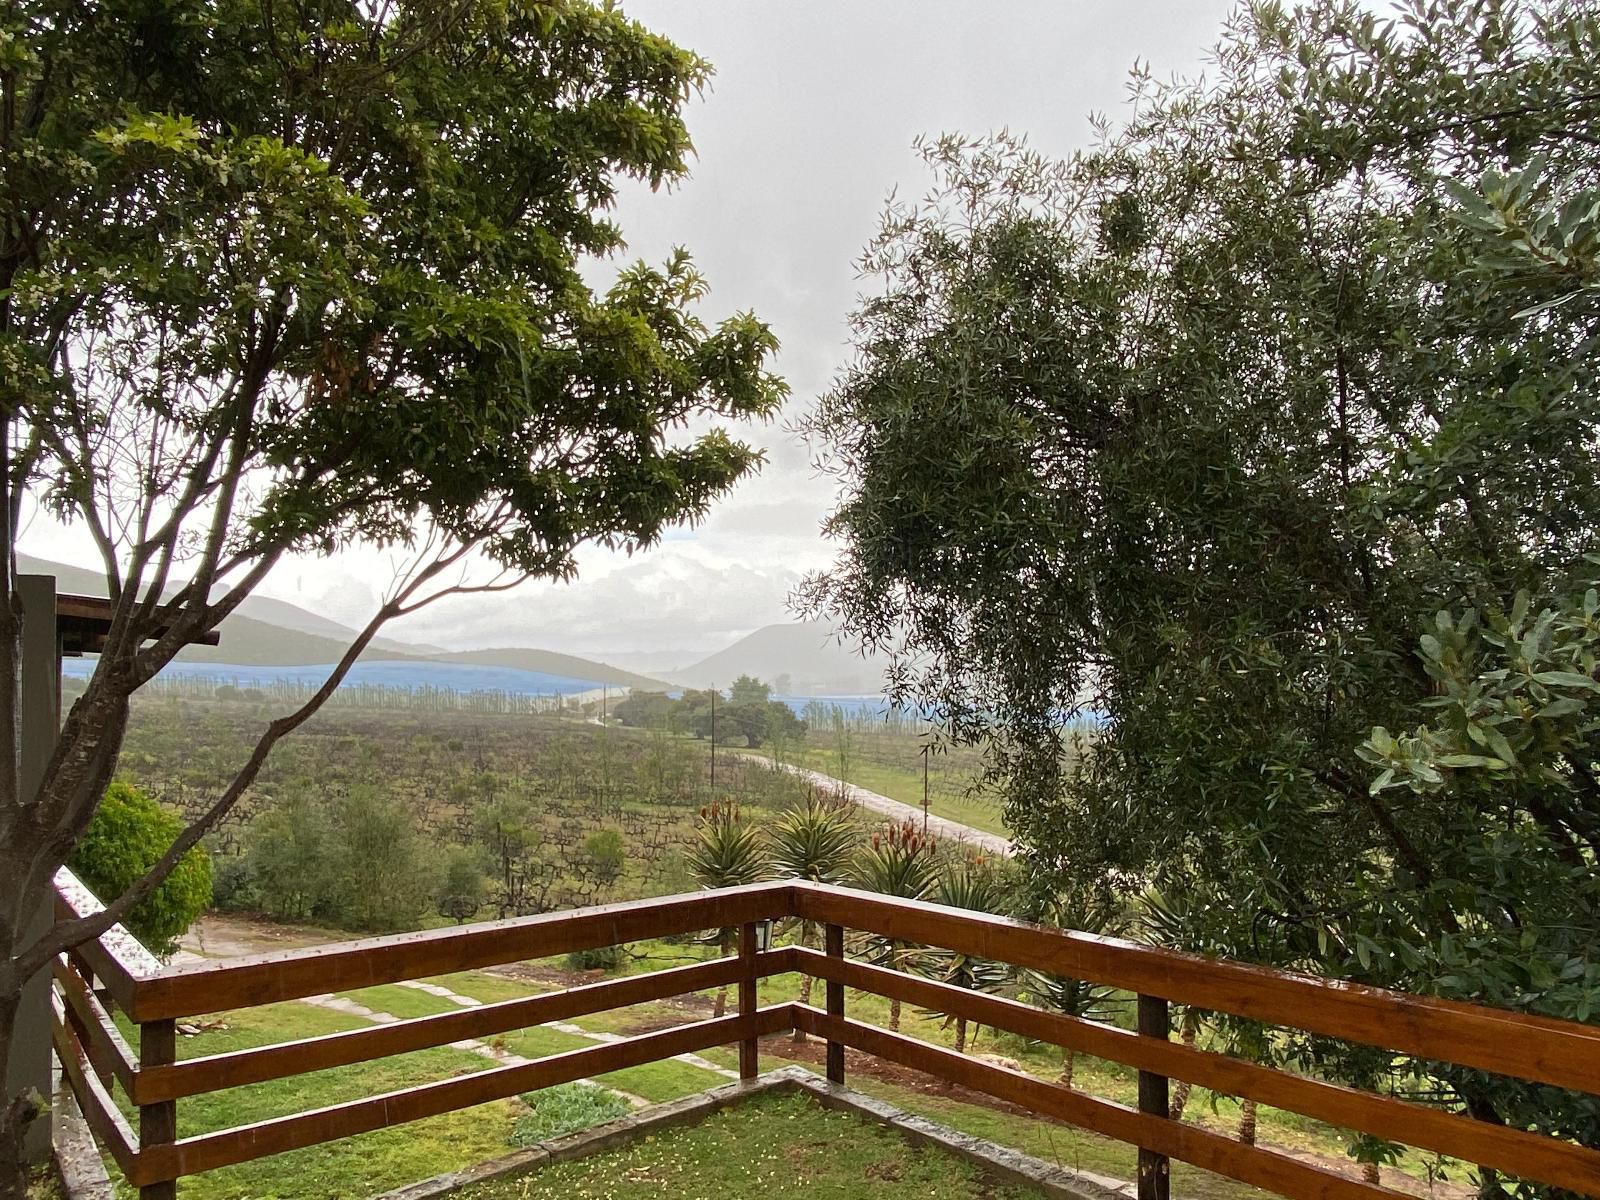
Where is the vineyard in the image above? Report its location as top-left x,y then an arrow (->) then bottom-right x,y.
98,683 -> 815,928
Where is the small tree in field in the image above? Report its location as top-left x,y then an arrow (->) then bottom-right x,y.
0,2 -> 783,1183
68,782 -> 212,958
918,855 -> 1010,1053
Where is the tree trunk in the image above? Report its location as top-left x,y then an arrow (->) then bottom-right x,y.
1169,1011 -> 1199,1119
0,992 -> 38,1200
888,995 -> 901,1032
794,972 -> 813,1043
1362,1161 -> 1381,1186
954,1016 -> 967,1054
1237,1098 -> 1257,1145
1059,1047 -> 1076,1088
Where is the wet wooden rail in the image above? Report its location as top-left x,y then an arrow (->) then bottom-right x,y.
51,872 -> 1600,1199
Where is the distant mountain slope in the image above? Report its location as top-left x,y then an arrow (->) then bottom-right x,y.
671,621 -> 888,695
434,648 -> 668,692
19,553 -> 668,685
19,552 -> 429,657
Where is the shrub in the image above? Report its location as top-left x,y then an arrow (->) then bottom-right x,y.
582,828 -> 626,885
435,847 -> 487,923
69,781 -> 213,957
509,1083 -> 630,1146
565,944 -> 626,972
209,855 -> 257,912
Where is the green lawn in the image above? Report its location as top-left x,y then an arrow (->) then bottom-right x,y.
455,1090 -> 1046,1200
780,745 -> 1011,838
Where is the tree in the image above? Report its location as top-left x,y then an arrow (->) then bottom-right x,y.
435,848 -> 488,925
729,675 -> 771,706
246,791 -> 339,923
687,801 -> 769,1017
68,782 -> 211,958
1,3 -> 782,1178
333,789 -> 430,932
802,1 -> 1600,1181
614,691 -> 675,730
766,790 -> 857,1038
850,821 -> 939,1031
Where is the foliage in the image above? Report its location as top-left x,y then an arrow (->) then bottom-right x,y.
767,790 -> 858,1019
565,944 -> 627,972
917,856 -> 1013,1052
801,0 -> 1600,1177
688,802 -> 770,891
509,1084 -> 632,1148
615,678 -> 807,749
436,848 -> 488,924
68,782 -> 212,957
582,829 -> 627,887
850,821 -> 940,1031
3,0 -> 784,1178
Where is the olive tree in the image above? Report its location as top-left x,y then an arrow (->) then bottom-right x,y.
802,2 -> 1600,1189
0,1 -> 784,1186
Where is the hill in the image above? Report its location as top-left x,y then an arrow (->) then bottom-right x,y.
670,621 -> 888,695
431,647 -> 668,692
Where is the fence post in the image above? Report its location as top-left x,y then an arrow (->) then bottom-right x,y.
824,923 -> 845,1085
1136,993 -> 1171,1200
139,1019 -> 179,1200
738,921 -> 758,1080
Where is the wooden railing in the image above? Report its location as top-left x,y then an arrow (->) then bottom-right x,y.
51,873 -> 1600,1200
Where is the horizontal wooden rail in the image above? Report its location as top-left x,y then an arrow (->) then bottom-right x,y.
53,867 -> 163,1017
129,882 -> 796,1021
795,949 -> 1600,1196
50,995 -> 144,1184
793,1006 -> 1396,1200
156,1006 -> 794,1181
794,884 -> 1600,1096
137,949 -> 797,1103
53,957 -> 139,1096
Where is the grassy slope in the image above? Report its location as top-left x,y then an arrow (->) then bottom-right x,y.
456,1090 -> 1045,1200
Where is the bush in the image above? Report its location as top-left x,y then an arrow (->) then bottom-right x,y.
582,828 -> 626,885
69,781 -> 213,957
435,846 -> 487,923
209,855 -> 257,912
509,1083 -> 631,1146
565,943 -> 626,972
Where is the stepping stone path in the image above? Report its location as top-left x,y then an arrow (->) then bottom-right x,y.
299,976 -> 737,1110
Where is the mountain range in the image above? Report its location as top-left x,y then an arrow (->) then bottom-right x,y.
23,553 -> 888,695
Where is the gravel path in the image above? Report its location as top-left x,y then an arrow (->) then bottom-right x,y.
731,753 -> 1012,857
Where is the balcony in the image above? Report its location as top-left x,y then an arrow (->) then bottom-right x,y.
50,871 -> 1600,1200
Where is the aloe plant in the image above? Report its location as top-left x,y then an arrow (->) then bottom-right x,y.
767,790 -> 858,1038
1021,890 -> 1124,1086
688,802 -> 770,1016
918,855 -> 1013,1052
850,821 -> 940,1030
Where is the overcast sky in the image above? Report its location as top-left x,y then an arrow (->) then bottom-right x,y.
22,1 -> 1237,666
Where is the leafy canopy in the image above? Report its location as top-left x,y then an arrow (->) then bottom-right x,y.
803,0 -> 1600,1168
69,782 -> 212,956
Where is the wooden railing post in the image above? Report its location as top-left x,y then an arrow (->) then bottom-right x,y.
140,1019 -> 179,1200
1136,993 -> 1171,1200
824,923 -> 844,1084
738,922 -> 758,1079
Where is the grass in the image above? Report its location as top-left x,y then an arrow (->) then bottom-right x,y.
511,1084 -> 631,1145
103,1000 -> 523,1200
780,743 -> 1011,838
455,1090 -> 1047,1199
